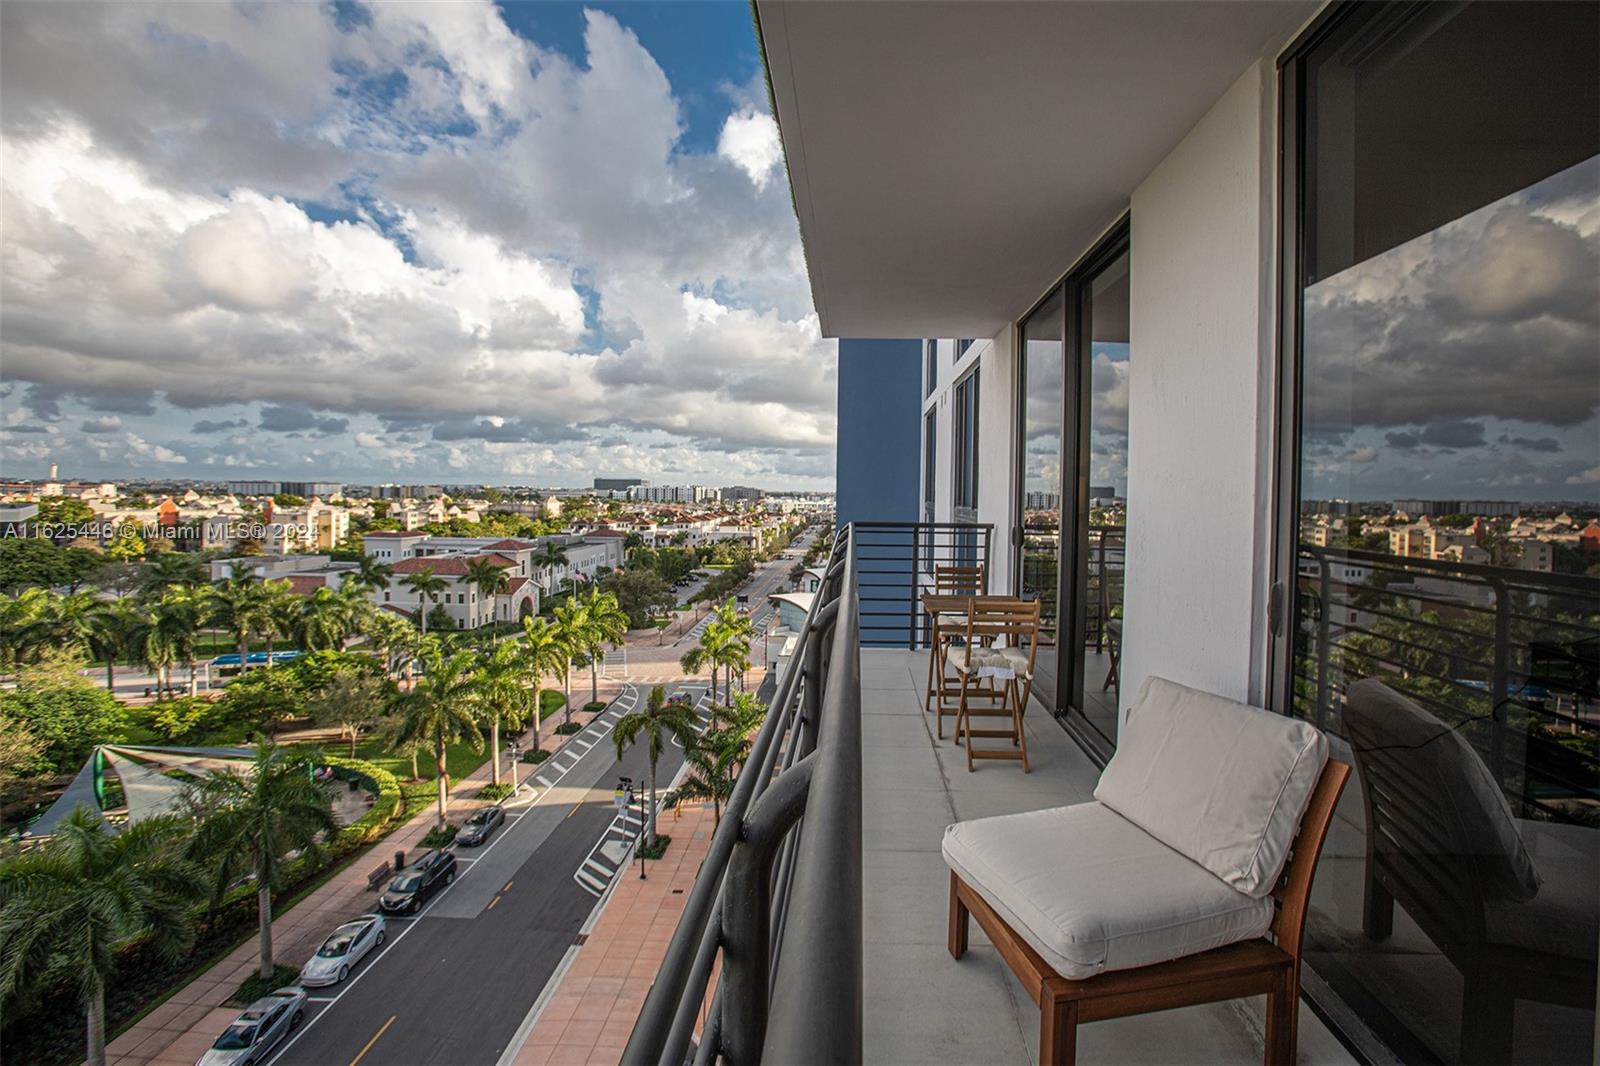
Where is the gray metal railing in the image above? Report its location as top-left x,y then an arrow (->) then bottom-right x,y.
622,524 -> 863,1066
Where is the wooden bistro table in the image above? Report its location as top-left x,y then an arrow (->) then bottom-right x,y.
922,593 -> 1029,736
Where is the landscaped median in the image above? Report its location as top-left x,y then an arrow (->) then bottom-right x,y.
0,754 -> 407,1066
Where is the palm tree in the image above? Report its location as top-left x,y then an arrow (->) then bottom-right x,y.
476,642 -> 531,788
185,742 -> 336,979
299,586 -> 356,651
258,579 -> 300,668
391,648 -> 484,825
535,540 -> 569,596
0,809 -> 200,1066
208,570 -> 266,671
519,616 -> 565,758
157,584 -> 209,696
24,589 -> 99,658
136,552 -> 206,598
551,600 -> 588,726
611,684 -> 700,848
463,558 -> 511,633
579,587 -> 628,704
350,555 -> 394,595
680,622 -> 735,706
86,596 -> 141,694
676,735 -> 740,827
402,567 -> 449,636
0,588 -> 53,667
362,610 -> 419,682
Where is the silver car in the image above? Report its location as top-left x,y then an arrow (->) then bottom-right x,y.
195,986 -> 306,1066
298,914 -> 386,987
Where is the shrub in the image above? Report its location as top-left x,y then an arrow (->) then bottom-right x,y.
477,782 -> 514,802
521,749 -> 550,764
420,823 -> 457,848
637,834 -> 672,860
583,700 -> 607,714
228,965 -> 301,1007
554,722 -> 582,736
321,754 -> 403,845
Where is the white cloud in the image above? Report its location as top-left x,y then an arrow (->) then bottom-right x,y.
1566,465 -> 1600,485
718,108 -> 782,189
0,2 -> 836,485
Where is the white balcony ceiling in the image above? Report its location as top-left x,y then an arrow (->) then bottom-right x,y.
758,0 -> 1320,339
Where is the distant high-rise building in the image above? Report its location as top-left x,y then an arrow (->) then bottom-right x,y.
721,485 -> 763,503
227,480 -> 281,496
280,481 -> 343,499
1392,499 -> 1520,518
594,477 -> 648,493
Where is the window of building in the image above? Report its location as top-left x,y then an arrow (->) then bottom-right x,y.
952,368 -> 979,519
924,339 -> 937,397
955,339 -> 974,360
1276,5 -> 1598,1062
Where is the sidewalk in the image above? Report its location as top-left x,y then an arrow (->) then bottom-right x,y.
511,798 -> 719,1066
106,680 -> 627,1066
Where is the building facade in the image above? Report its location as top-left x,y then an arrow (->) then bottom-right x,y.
766,2 -> 1599,1062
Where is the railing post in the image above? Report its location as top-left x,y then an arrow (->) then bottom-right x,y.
909,525 -> 919,649
1314,554 -> 1331,731
722,757 -> 815,1064
1489,575 -> 1511,795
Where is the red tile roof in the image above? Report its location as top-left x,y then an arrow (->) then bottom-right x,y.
484,538 -> 540,550
391,554 -> 516,576
365,531 -> 414,539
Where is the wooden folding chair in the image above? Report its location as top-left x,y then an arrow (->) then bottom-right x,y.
948,599 -> 1040,771
922,564 -> 986,714
948,760 -> 1351,1065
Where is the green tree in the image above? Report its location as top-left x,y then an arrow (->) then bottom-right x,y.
578,588 -> 628,704
0,539 -> 79,593
391,648 -> 484,825
299,585 -> 358,651
307,667 -> 393,756
1,652 -> 124,773
535,541 -> 569,595
216,668 -> 305,738
0,809 -> 199,1066
185,743 -> 335,979
402,567 -> 449,636
464,557 -> 511,632
551,600 -> 588,726
518,616 -> 565,758
208,571 -> 267,672
350,555 -> 394,595
258,579 -> 300,667
601,567 -> 671,628
611,684 -> 700,847
476,642 -> 531,787
86,596 -> 141,695
0,707 -> 46,816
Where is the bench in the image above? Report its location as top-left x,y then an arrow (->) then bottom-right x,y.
366,861 -> 392,891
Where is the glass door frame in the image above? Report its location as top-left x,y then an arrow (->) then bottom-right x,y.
1013,214 -> 1131,763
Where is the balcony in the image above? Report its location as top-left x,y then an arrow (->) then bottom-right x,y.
622,523 -> 1356,1065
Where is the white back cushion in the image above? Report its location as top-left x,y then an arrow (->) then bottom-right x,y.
1094,676 -> 1328,897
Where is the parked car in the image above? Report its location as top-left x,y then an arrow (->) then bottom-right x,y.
195,987 -> 306,1066
666,693 -> 693,708
378,849 -> 457,914
455,805 -> 505,847
298,914 -> 386,987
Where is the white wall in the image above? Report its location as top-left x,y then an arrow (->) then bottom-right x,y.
1120,60 -> 1276,718
974,328 -> 1017,595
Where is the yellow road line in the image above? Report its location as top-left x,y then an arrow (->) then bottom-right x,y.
486,894 -> 501,911
565,803 -> 581,820
349,1015 -> 395,1066
503,880 -> 514,891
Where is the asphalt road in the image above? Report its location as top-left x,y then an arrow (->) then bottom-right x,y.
263,683 -> 699,1066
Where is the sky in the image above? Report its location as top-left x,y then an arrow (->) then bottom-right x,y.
0,0 -> 837,489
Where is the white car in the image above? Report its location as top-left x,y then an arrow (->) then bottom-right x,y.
195,987 -> 305,1066
298,914 -> 386,987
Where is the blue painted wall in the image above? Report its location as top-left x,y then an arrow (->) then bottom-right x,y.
835,338 -> 921,528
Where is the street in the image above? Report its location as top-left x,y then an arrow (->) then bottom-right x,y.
263,682 -> 706,1066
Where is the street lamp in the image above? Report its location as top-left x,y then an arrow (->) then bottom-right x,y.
507,737 -> 521,792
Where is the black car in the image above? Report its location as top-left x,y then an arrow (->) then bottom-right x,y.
455,805 -> 505,847
378,849 -> 457,914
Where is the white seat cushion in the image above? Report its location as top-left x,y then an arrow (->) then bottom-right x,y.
950,646 -> 1031,679
1485,819 -> 1599,960
943,802 -> 1275,980
1094,677 -> 1327,897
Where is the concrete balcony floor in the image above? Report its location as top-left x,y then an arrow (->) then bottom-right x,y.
859,648 -> 1357,1066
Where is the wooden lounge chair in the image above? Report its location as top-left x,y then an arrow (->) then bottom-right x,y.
944,677 -> 1348,1066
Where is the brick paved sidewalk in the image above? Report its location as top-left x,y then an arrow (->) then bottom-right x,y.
107,680 -> 627,1066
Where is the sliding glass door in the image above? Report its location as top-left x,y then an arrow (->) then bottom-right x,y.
1016,219 -> 1130,755
1277,4 -> 1598,1062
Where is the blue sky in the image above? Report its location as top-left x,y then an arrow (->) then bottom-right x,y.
0,0 -> 836,488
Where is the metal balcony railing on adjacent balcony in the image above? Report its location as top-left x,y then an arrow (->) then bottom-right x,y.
1295,543 -> 1599,822
856,521 -> 994,648
622,523 -> 864,1066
